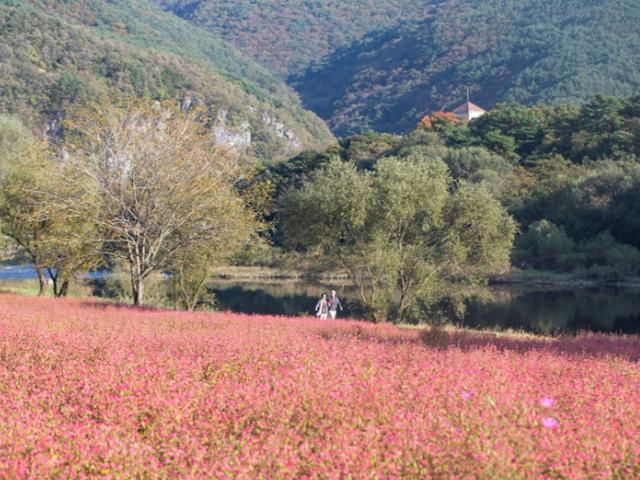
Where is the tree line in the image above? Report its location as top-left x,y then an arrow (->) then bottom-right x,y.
262,95 -> 640,289
5,95 -> 637,322
0,100 -> 516,322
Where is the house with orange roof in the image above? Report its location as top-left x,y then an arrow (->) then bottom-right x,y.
451,99 -> 487,122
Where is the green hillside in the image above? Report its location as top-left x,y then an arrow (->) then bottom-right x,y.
153,0 -> 430,76
0,0 -> 334,161
154,0 -> 640,136
295,0 -> 640,134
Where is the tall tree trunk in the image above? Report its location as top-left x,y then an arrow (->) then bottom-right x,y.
129,248 -> 145,306
59,280 -> 69,297
35,267 -> 47,296
47,268 -> 61,297
50,273 -> 58,297
132,276 -> 144,306
47,270 -> 70,298
172,275 -> 178,310
397,288 -> 410,324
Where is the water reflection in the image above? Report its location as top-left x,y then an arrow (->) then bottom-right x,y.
0,265 -> 106,280
209,281 -> 359,318
2,268 -> 639,334
465,287 -> 640,334
209,282 -> 640,335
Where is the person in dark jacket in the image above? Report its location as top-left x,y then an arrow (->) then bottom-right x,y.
315,293 -> 329,319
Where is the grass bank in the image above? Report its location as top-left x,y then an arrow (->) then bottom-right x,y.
493,268 -> 640,288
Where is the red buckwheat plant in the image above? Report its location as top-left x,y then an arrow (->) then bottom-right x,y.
0,293 -> 639,478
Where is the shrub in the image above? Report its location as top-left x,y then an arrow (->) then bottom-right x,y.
515,220 -> 576,271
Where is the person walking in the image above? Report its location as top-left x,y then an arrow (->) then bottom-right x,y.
315,293 -> 329,320
328,290 -> 343,319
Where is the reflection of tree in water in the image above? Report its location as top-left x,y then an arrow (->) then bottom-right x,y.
465,287 -> 640,334
207,281 -> 640,334
573,290 -> 640,332
208,282 -> 361,317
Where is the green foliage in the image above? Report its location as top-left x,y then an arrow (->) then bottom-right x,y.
513,220 -> 576,272
62,103 -> 257,306
467,98 -> 640,164
100,262 -> 173,307
427,98 -> 640,278
582,232 -> 640,276
0,115 -> 32,178
0,0 -> 333,162
280,93 -> 640,283
469,104 -> 545,159
290,0 -> 640,135
515,222 -> 640,276
0,117 -> 99,295
283,152 -> 515,323
170,248 -> 218,311
444,147 -> 515,199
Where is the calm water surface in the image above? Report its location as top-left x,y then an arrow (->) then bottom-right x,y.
2,266 -> 640,334
207,280 -> 640,335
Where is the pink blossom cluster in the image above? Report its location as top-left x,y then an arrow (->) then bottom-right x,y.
0,293 -> 639,478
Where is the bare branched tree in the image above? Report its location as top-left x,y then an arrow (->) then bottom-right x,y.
63,103 -> 255,305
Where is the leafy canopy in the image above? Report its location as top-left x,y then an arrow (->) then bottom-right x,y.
284,151 -> 515,322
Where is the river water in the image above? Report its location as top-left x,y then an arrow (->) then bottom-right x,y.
2,266 -> 640,335
208,281 -> 640,335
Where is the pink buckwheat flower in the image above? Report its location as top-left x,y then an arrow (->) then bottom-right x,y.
540,397 -> 555,408
2,293 -> 640,479
542,417 -> 559,429
461,390 -> 474,400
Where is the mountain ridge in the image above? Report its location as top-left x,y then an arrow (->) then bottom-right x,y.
294,0 -> 640,134
153,0 -> 640,136
153,0 -> 431,76
0,0 -> 334,160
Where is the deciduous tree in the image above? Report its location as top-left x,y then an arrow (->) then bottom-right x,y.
284,152 -> 515,323
0,116 -> 98,296
63,103 -> 255,306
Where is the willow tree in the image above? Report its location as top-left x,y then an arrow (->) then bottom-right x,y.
283,152 -> 516,323
63,104 -> 255,306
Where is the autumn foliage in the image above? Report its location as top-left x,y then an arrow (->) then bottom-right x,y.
1,294 -> 639,478
418,111 -> 461,130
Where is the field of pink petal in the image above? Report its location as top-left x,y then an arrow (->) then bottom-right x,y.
0,292 -> 639,479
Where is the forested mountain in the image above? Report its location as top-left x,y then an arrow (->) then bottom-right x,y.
153,0 -> 430,76
0,0 -> 334,161
295,0 -> 640,135
155,0 -> 640,136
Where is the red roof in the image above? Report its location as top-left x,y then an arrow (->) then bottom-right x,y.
452,101 -> 486,114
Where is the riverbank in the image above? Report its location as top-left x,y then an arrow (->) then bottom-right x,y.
4,266 -> 640,335
4,261 -> 640,289
214,265 -> 640,288
493,269 -> 640,288
212,265 -> 351,282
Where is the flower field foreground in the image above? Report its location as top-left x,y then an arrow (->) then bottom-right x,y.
0,294 -> 639,478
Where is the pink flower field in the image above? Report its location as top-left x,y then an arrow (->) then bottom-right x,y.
1,293 -> 639,479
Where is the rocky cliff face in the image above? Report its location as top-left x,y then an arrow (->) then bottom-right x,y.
260,111 -> 301,151
212,110 -> 252,150
211,108 -> 303,154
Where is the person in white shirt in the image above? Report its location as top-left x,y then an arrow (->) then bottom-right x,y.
328,290 -> 343,319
